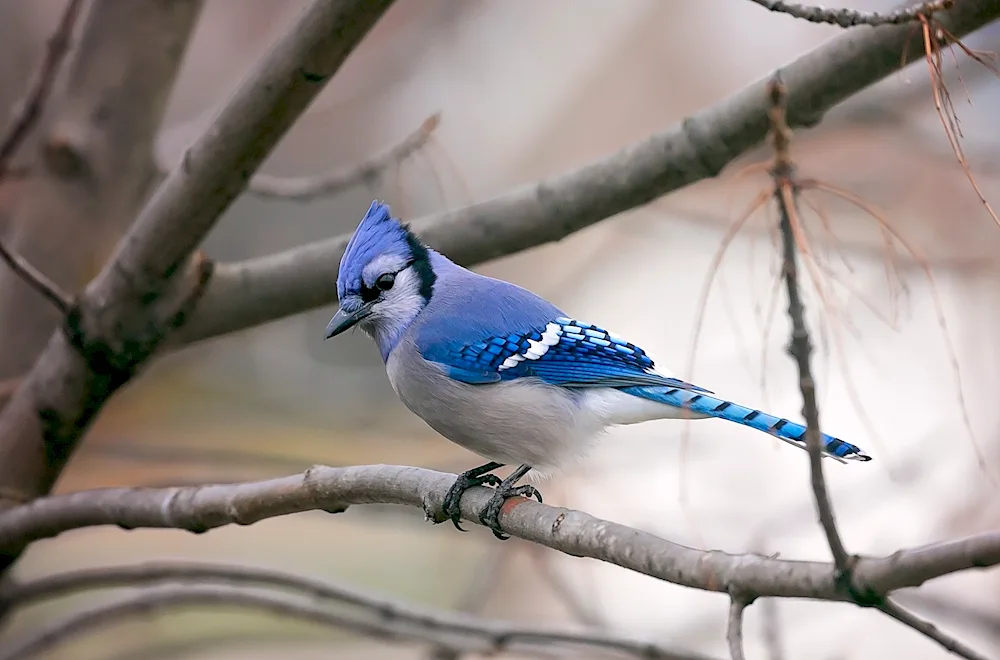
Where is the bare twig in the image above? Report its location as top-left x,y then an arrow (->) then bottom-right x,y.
246,112 -> 441,201
0,0 -> 83,314
896,590 -> 1000,644
726,597 -> 749,660
0,464 -> 998,602
878,598 -> 992,660
0,561 -> 709,660
746,0 -> 954,27
0,242 -> 72,313
767,76 -> 850,572
766,77 -> 992,660
171,0 -> 1000,347
0,0 -> 84,178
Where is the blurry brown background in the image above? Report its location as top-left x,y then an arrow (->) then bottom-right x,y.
2,0 -> 1000,658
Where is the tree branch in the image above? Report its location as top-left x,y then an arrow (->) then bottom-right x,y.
745,0 -> 954,28
245,112 -> 440,201
0,0 -> 82,317
767,76 -> 850,572
0,561 -> 710,660
0,0 -> 396,514
0,0 -> 205,381
0,241 -> 72,314
726,597 -> 749,660
0,0 -> 84,178
877,598 -> 991,660
172,0 -> 1000,346
0,464 -> 996,602
766,75 -> 989,660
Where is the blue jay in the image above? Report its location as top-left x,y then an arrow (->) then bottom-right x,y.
326,201 -> 871,538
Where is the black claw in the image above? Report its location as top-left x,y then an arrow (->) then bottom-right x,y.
441,462 -> 504,530
478,465 -> 539,540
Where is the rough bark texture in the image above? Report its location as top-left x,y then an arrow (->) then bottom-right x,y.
0,0 -> 394,532
0,464 -> 995,602
0,0 -> 204,379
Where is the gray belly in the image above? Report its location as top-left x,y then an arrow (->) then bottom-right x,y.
386,341 -> 594,470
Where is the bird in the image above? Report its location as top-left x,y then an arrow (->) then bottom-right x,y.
325,201 -> 871,539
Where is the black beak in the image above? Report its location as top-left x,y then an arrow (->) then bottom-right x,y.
324,304 -> 372,339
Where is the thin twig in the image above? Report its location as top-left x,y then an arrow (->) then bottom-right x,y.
767,75 -> 850,572
246,113 -> 441,201
0,565 -> 714,660
767,77 -> 993,660
878,597 -> 992,660
0,464 -> 998,602
0,0 -> 83,314
746,0 -> 953,27
0,242 -> 73,313
0,0 -> 84,178
726,597 -> 749,660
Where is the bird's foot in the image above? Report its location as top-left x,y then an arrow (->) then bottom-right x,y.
442,462 -> 503,531
479,477 -> 542,541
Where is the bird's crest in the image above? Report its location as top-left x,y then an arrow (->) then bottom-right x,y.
338,201 -> 429,300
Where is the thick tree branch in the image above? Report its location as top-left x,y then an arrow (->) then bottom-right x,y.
173,0 -> 1000,345
245,112 -> 440,201
746,0 -> 954,28
0,0 -> 205,381
0,561 -> 709,660
0,0 -> 396,515
0,464 -> 996,602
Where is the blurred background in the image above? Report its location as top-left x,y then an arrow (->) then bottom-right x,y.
2,0 -> 1000,658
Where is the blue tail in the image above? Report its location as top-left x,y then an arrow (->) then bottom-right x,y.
623,385 -> 871,463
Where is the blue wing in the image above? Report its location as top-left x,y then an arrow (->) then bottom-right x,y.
420,315 -> 872,463
421,316 -> 710,392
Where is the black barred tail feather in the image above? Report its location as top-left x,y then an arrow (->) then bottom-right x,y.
624,385 -> 871,463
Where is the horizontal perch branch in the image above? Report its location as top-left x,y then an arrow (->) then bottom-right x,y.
0,464 -> 995,602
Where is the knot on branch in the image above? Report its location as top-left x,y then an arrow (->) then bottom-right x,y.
835,557 -> 884,607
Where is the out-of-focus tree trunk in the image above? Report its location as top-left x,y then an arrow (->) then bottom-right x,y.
0,0 -> 204,381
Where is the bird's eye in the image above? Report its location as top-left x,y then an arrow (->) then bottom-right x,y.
375,273 -> 395,291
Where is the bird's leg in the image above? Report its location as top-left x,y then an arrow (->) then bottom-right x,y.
480,464 -> 542,540
442,461 -> 504,531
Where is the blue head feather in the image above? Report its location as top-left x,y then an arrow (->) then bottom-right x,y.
337,201 -> 419,300
331,201 -> 437,360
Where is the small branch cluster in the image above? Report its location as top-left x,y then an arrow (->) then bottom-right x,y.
763,75 -> 990,660
746,0 -> 953,28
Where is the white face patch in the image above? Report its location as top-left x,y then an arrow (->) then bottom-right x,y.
361,266 -> 426,343
362,253 -> 409,288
